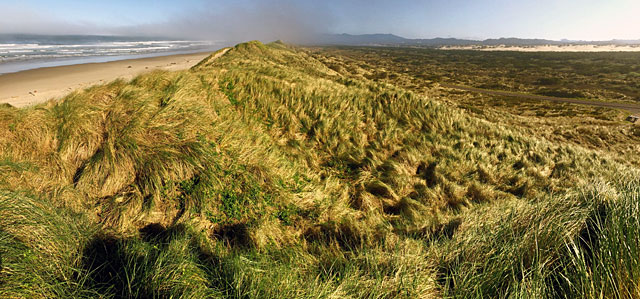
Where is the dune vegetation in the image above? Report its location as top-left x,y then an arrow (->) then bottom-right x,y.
313,46 -> 640,102
0,41 -> 639,298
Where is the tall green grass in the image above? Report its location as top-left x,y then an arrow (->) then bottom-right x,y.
438,176 -> 640,298
0,190 -> 98,298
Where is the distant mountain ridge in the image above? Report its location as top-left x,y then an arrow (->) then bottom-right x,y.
309,33 -> 640,46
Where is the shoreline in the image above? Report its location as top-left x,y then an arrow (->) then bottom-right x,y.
0,47 -> 223,75
0,51 -> 213,108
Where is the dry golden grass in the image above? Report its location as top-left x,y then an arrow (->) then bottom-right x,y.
0,41 -> 638,298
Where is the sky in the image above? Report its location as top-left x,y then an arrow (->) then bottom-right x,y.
1,0 -> 639,41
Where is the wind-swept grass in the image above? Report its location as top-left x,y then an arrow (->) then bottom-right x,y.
559,178 -> 640,298
0,190 -> 98,298
0,41 -> 638,297
437,176 -> 640,298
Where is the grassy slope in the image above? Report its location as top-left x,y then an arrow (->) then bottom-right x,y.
0,41 -> 638,298
311,46 -> 640,166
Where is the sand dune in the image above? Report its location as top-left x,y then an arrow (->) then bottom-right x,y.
0,52 -> 212,108
440,44 -> 640,52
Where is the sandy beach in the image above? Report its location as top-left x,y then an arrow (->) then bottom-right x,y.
0,52 -> 212,107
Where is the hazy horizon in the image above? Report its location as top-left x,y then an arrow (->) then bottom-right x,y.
2,32 -> 640,44
1,0 -> 639,42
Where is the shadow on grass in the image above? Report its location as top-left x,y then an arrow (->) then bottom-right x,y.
80,223 -> 249,298
81,223 -> 189,297
212,223 -> 250,248
81,235 -> 126,296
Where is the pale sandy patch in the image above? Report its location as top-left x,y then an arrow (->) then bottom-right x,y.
439,44 -> 640,52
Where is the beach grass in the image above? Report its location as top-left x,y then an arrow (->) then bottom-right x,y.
0,41 -> 639,298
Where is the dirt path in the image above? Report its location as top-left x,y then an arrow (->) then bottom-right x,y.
212,48 -> 231,60
440,83 -> 640,114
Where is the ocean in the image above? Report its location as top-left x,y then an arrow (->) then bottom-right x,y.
0,34 -> 223,74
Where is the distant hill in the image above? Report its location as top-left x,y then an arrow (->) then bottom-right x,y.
308,33 -> 640,47
313,33 -> 413,45
312,33 -> 477,46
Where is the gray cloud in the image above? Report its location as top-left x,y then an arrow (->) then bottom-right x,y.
142,0 -> 333,42
0,1 -> 334,43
